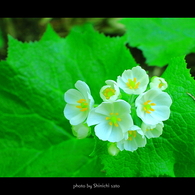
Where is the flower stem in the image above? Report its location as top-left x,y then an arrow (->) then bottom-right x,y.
128,94 -> 138,105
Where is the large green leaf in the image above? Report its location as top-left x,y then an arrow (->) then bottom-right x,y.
0,23 -> 137,177
0,138 -> 102,177
95,56 -> 195,177
120,18 -> 195,66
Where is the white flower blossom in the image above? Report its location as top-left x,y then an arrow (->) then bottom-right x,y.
150,76 -> 168,90
64,80 -> 94,125
72,123 -> 91,139
117,66 -> 149,95
141,122 -> 164,138
100,80 -> 120,102
87,100 -> 133,142
117,125 -> 146,152
135,89 -> 172,125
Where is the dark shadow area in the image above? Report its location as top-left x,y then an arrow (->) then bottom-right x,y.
128,46 -> 167,77
185,53 -> 195,77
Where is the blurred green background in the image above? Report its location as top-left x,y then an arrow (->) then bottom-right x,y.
1,18 -> 195,77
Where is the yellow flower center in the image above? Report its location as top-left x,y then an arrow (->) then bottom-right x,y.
143,100 -> 156,114
127,131 -> 137,141
106,113 -> 121,127
158,79 -> 164,88
76,99 -> 88,112
103,87 -> 116,100
126,78 -> 140,89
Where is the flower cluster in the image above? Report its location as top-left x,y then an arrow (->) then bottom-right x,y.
64,66 -> 172,154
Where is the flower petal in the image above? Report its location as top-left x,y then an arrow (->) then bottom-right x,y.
124,139 -> 138,152
95,102 -> 112,116
75,80 -> 90,94
64,89 -> 83,104
116,141 -> 125,151
143,89 -> 161,100
141,122 -> 164,138
152,92 -> 172,106
105,80 -> 117,86
70,112 -> 88,125
94,122 -> 112,141
134,133 -> 147,147
117,76 -> 127,89
118,114 -> 134,132
132,66 -> 149,85
87,92 -> 94,108
108,126 -> 124,142
75,80 -> 91,100
124,132 -> 146,152
151,106 -> 171,121
122,69 -> 133,81
87,109 -> 106,126
64,104 -> 87,125
64,104 -> 79,120
147,127 -> 162,138
114,100 -> 131,114
136,106 -> 159,125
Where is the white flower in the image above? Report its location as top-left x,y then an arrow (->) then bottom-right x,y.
117,125 -> 146,152
135,89 -> 172,125
117,66 -> 149,95
141,122 -> 164,139
87,100 -> 133,142
100,80 -> 120,102
150,76 -> 168,90
64,80 -> 94,125
107,142 -> 120,156
72,123 -> 91,139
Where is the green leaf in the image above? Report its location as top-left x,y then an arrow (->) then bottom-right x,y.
120,18 -> 195,66
0,137 -> 105,177
95,56 -> 195,177
0,23 -> 137,176
15,138 -> 103,177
